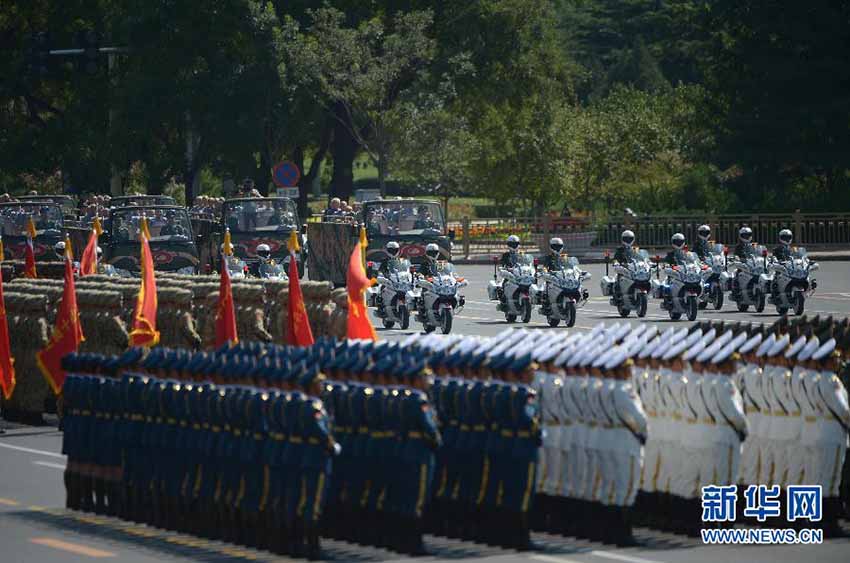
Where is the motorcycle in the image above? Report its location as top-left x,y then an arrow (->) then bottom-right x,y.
761,247 -> 818,316
488,254 -> 536,323
412,261 -> 467,334
600,249 -> 652,318
256,259 -> 289,281
531,256 -> 590,327
224,254 -> 248,279
652,252 -> 705,321
698,243 -> 731,310
727,245 -> 769,313
366,258 -> 414,329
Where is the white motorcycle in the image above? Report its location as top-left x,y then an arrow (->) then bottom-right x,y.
412,261 -> 467,334
762,247 -> 818,316
488,254 -> 536,323
601,249 -> 652,318
257,260 -> 289,281
727,245 -> 769,312
531,256 -> 590,327
224,254 -> 248,279
652,252 -> 705,321
366,258 -> 414,329
698,243 -> 731,310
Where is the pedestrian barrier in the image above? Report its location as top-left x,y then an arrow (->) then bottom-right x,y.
449,212 -> 850,258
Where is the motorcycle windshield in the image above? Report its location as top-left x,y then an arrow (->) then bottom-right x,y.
792,247 -> 807,258
561,256 -> 580,269
516,254 -> 534,267
636,249 -> 650,261
683,252 -> 699,265
436,260 -> 455,274
710,243 -> 724,255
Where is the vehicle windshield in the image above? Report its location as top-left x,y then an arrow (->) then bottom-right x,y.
436,261 -> 455,274
109,208 -> 192,243
710,243 -> 724,254
363,201 -> 445,236
793,247 -> 807,258
683,252 -> 699,264
636,249 -> 650,261
223,198 -> 298,233
19,196 -> 76,214
562,256 -> 580,269
0,204 -> 63,236
111,195 -> 176,208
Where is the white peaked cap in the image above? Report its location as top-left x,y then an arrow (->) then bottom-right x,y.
684,329 -> 703,347
639,337 -> 661,359
739,333 -> 763,355
756,334 -> 777,357
767,334 -> 791,357
812,338 -> 837,361
605,347 -> 630,370
797,337 -> 820,362
663,339 -> 689,361
682,339 -> 708,362
784,335 -> 808,359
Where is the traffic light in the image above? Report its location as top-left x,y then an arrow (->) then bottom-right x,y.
74,30 -> 102,74
25,32 -> 50,77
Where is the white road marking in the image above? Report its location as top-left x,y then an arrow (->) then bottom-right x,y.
33,461 -> 66,470
590,550 -> 665,563
0,442 -> 66,459
531,554 -> 585,563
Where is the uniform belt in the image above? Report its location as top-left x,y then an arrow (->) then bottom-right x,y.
790,411 -> 801,417
646,410 -> 658,417
804,416 -> 817,422
408,431 -> 423,438
225,424 -> 232,432
179,421 -> 187,427
745,406 -> 759,414
95,412 -> 103,418
212,426 -> 221,433
358,426 -> 368,433
289,437 -> 303,444
71,409 -> 80,415
517,430 -> 531,438
307,438 -> 320,445
271,433 -> 285,441
686,419 -> 697,425
132,414 -> 144,421
473,424 -> 486,431
254,432 -> 263,440
202,423 -> 210,430
82,410 -> 91,416
700,418 -> 716,425
193,424 -> 201,430
167,418 -> 177,425
449,420 -> 459,426
460,424 -> 470,431
233,429 -> 242,436
772,411 -> 787,417
500,429 -> 515,438
545,421 -> 560,427
588,422 -> 597,428
671,414 -> 683,420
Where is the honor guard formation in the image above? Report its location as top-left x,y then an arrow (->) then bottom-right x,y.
58,315 -> 850,559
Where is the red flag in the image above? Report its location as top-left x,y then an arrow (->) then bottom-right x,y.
346,242 -> 377,341
79,229 -> 98,276
287,251 -> 314,346
215,252 -> 238,347
129,220 -> 160,347
23,217 -> 37,279
36,241 -> 84,394
0,269 -> 16,400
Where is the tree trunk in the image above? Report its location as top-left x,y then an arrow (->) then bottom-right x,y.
329,102 -> 357,202
292,145 -> 309,221
377,154 -> 387,197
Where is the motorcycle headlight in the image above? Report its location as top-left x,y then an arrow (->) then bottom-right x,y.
519,276 -> 534,286
437,285 -> 455,296
634,270 -> 650,281
792,268 -> 807,279
176,266 -> 196,275
563,278 -> 579,290
686,273 -> 701,283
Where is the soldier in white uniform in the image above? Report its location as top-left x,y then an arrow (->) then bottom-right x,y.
806,338 -> 850,536
762,334 -> 791,485
733,332 -> 764,487
601,345 -> 648,545
788,336 -> 821,487
707,335 -> 749,490
775,336 -> 808,486
749,333 -> 778,486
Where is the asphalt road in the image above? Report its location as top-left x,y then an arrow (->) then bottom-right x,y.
1,262 -> 849,563
375,261 -> 850,341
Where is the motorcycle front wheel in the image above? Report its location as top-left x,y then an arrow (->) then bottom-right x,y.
669,310 -> 682,321
636,293 -> 648,318
441,309 -> 453,334
400,307 -> 410,330
793,292 -> 805,316
712,286 -> 724,310
617,303 -> 631,318
547,317 -> 560,327
423,323 -> 436,333
505,313 -> 517,323
564,301 -> 576,327
686,296 -> 698,321
737,302 -> 749,312
755,290 -> 766,313
521,300 -> 532,323
382,319 -> 395,329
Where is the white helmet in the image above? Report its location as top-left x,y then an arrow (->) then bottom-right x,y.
385,241 -> 400,258
54,241 -> 65,257
425,243 -> 440,260
621,230 -> 635,247
96,246 -> 103,257
671,233 -> 686,249
549,237 -> 564,254
739,226 -> 753,242
506,235 -> 520,251
778,229 -> 792,246
698,224 -> 711,240
257,243 -> 271,260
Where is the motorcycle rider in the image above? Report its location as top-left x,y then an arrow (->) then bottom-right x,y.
541,237 -> 565,271
663,233 -> 688,266
733,227 -> 756,260
418,243 -> 442,277
613,230 -> 636,264
772,229 -> 793,261
54,240 -> 66,261
378,241 -> 405,275
693,225 -> 712,261
249,243 -> 275,277
499,235 -> 522,268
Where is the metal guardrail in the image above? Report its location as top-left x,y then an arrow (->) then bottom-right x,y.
449,212 -> 850,258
